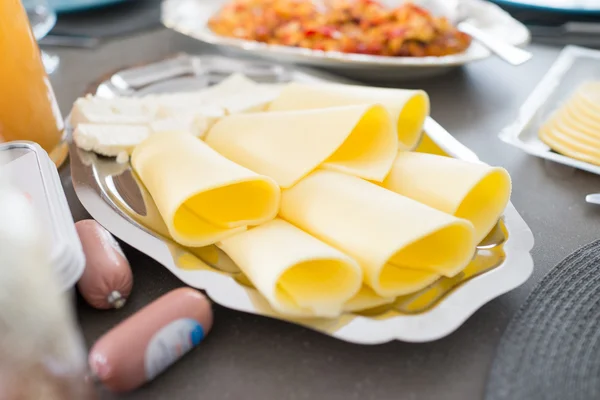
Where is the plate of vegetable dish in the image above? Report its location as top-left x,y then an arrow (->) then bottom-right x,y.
161,0 -> 530,79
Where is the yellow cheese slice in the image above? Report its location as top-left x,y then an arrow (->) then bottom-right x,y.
538,81 -> 600,166
569,94 -> 600,124
131,131 -> 280,247
558,102 -> 600,140
382,152 -> 511,243
546,112 -> 600,147
268,82 -> 429,150
218,219 -> 362,317
574,81 -> 600,114
539,125 -> 600,164
343,286 -> 396,312
280,170 -> 476,297
205,105 -> 398,188
539,129 -> 600,165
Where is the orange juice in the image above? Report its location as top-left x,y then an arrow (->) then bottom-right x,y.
0,0 -> 67,167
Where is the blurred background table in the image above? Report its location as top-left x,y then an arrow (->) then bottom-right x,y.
51,27 -> 600,400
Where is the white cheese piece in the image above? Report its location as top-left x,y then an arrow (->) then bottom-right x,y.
73,124 -> 151,158
149,116 -> 209,138
155,104 -> 225,121
217,85 -> 285,115
142,73 -> 258,109
116,151 -> 130,164
69,95 -> 157,128
154,105 -> 224,139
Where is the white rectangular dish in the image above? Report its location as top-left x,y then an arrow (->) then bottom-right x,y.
500,45 -> 600,175
0,142 -> 85,291
70,54 -> 534,344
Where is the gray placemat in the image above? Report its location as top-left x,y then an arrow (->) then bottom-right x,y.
50,0 -> 162,39
485,239 -> 600,400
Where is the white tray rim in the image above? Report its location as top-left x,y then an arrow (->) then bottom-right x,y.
499,45 -> 600,176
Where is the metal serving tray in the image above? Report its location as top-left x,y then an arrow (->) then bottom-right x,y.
70,54 -> 534,344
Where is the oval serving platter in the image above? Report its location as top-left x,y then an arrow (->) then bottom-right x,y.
160,0 -> 530,80
70,54 -> 534,344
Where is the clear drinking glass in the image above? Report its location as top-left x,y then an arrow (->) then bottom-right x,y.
0,0 -> 68,167
21,0 -> 60,74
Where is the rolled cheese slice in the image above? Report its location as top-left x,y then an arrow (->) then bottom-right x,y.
131,131 -> 280,247
205,105 -> 397,188
383,152 -> 512,244
268,82 -> 429,150
218,219 -> 362,317
280,170 -> 476,297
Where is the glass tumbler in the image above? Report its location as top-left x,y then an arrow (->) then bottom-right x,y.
0,0 -> 68,167
22,0 -> 60,74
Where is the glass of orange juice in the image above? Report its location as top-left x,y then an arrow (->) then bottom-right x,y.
0,0 -> 68,167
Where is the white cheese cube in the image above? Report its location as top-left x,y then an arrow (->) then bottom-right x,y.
69,96 -> 157,128
73,124 -> 151,159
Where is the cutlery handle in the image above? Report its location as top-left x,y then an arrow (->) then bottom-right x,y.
586,194 -> 600,205
458,22 -> 532,66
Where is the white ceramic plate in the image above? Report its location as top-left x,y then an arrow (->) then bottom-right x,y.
70,54 -> 534,344
161,0 -> 530,80
500,45 -> 600,176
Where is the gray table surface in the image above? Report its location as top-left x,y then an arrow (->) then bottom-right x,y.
50,28 -> 600,400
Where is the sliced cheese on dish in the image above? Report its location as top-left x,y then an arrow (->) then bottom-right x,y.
539,126 -> 600,166
540,125 -> 600,164
546,113 -> 600,147
131,131 -> 280,247
218,219 -> 362,317
538,81 -> 600,166
574,81 -> 600,114
570,94 -> 600,124
559,103 -> 600,139
383,152 -> 512,244
280,170 -> 476,297
343,286 -> 395,312
268,82 -> 429,150
73,124 -> 151,162
205,105 -> 397,188
69,95 -> 156,128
